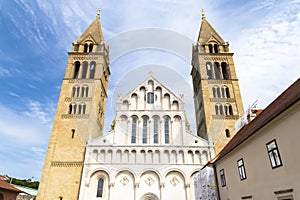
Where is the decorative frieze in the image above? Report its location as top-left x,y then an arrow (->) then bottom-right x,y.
69,79 -> 95,83
51,161 -> 83,167
212,115 -> 239,120
65,97 -> 92,102
206,79 -> 236,84
61,114 -> 89,119
210,98 -> 235,103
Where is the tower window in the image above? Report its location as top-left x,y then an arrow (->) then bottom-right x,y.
82,104 -> 86,114
221,62 -> 230,79
208,44 -> 213,53
78,104 -> 82,114
89,44 -> 94,53
131,118 -> 137,143
90,62 -> 96,79
69,104 -> 73,114
71,129 -> 75,139
206,62 -> 213,79
214,44 -> 219,53
96,178 -> 104,197
84,44 -> 88,53
82,62 -> 88,79
58,197 -> 63,200
214,62 -> 221,79
217,87 -> 221,98
225,87 -> 230,98
225,129 -> 230,138
164,118 -> 170,144
142,118 -> 148,144
215,104 -> 219,115
219,104 -> 224,115
74,61 -> 80,79
72,85 -> 80,97
212,87 -> 216,98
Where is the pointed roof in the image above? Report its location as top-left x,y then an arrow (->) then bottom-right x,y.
76,9 -> 104,43
197,10 -> 225,44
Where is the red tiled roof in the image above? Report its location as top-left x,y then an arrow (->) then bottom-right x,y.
213,78 -> 300,163
0,179 -> 22,193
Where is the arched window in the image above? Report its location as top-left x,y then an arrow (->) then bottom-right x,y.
89,44 -> 94,53
96,178 -> 104,197
131,117 -> 137,143
74,61 -> 80,78
219,105 -> 224,115
221,87 -> 225,98
142,117 -> 148,144
221,62 -> 230,79
225,87 -> 230,98
212,87 -> 216,98
71,129 -> 75,139
90,62 -> 96,79
58,196 -> 63,200
215,104 -> 219,115
82,104 -> 86,114
208,44 -> 213,53
224,104 -> 228,115
78,104 -> 82,114
85,87 -> 89,97
164,118 -> 170,144
229,104 -> 233,115
214,44 -> 219,53
72,86 -> 79,97
81,62 -> 88,79
73,104 -> 77,114
153,118 -> 159,144
206,62 -> 213,79
217,87 -> 221,98
214,62 -> 221,79
225,129 -> 230,138
84,44 -> 88,53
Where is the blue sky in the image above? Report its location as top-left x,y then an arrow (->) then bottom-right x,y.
0,0 -> 299,180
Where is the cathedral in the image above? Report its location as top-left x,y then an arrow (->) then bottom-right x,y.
37,9 -> 244,200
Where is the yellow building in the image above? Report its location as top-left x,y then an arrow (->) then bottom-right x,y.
37,10 -> 110,200
191,11 -> 244,154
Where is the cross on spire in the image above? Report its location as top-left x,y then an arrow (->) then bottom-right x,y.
202,8 -> 206,20
97,8 -> 101,18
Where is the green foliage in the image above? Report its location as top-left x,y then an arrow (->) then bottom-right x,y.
6,177 -> 39,189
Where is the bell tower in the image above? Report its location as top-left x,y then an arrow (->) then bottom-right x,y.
37,9 -> 110,200
191,10 -> 244,154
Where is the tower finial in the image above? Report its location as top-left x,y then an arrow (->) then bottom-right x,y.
201,8 -> 206,20
97,8 -> 101,19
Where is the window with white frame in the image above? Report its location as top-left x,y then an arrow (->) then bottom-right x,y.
237,158 -> 247,180
266,139 -> 283,168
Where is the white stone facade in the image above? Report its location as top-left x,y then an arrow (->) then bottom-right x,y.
79,76 -> 214,200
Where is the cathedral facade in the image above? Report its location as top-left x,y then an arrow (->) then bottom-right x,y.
37,9 -> 244,200
78,75 -> 213,200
